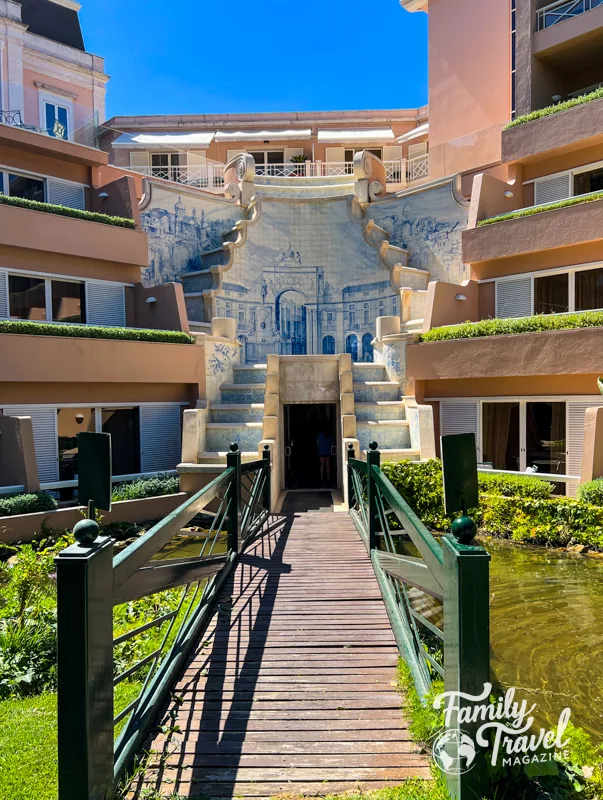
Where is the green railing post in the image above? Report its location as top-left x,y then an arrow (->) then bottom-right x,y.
55,518 -> 114,800
347,443 -> 356,510
227,442 -> 241,553
442,533 -> 491,800
262,443 -> 271,511
366,441 -> 381,550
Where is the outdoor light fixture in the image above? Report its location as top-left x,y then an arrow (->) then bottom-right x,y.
504,190 -> 514,198
552,95 -> 562,103
145,296 -> 157,304
75,414 -> 84,424
97,191 -> 109,199
455,294 -> 467,301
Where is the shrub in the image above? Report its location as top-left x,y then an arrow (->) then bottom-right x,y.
478,471 -> 553,499
504,85 -> 603,129
381,459 -> 451,529
421,311 -> 603,343
111,476 -> 180,502
578,479 -> 603,506
0,492 -> 57,518
0,193 -> 136,228
478,192 -> 603,227
0,319 -> 194,344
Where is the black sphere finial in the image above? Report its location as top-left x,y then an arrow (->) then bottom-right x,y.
347,442 -> 354,451
230,443 -> 239,452
263,443 -> 270,451
73,517 -> 100,546
369,441 -> 379,451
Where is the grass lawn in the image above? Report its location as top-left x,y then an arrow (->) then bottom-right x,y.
0,693 -> 57,800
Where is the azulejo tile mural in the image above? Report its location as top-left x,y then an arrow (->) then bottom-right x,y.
140,179 -> 468,364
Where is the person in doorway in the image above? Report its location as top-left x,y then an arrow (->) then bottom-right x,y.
317,428 -> 335,487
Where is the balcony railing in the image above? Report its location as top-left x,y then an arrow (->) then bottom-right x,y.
129,155 -> 429,190
537,0 -> 603,30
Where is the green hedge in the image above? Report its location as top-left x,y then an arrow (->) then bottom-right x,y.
478,192 -> 603,227
504,85 -> 603,129
0,193 -> 136,229
382,459 -> 603,551
578,478 -> 603,506
0,492 -> 57,518
421,311 -> 603,343
0,319 -> 194,344
111,476 -> 180,502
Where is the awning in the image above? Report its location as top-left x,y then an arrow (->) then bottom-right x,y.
214,129 -> 312,142
317,127 -> 395,143
112,131 -> 215,149
396,123 -> 429,143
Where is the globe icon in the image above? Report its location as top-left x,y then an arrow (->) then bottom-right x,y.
433,729 -> 477,775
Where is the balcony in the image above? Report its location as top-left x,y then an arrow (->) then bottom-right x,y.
128,154 -> 429,191
536,0 -> 603,30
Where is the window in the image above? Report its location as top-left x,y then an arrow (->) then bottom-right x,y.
8,275 -> 46,320
361,332 -> 373,362
249,151 -> 284,175
151,152 -> 182,180
392,296 -> 398,316
534,273 -> 569,315
363,302 -> 370,325
52,280 -> 86,323
7,173 -> 45,202
322,335 -> 335,355
102,408 -> 141,476
57,408 -> 95,481
482,402 -> 520,471
7,274 -> 86,322
326,312 -> 334,326
44,101 -> 69,140
379,299 -> 385,316
238,304 -> 245,325
225,301 -> 232,318
348,304 -> 356,329
576,267 -> 603,311
574,166 -> 603,197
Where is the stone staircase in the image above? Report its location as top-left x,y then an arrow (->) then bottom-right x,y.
252,173 -> 355,199
352,363 -> 420,461
202,364 -> 267,463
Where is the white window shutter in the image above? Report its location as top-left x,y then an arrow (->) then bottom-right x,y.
86,282 -> 126,327
325,147 -> 345,163
0,269 -> 8,319
140,405 -> 182,472
383,145 -> 403,161
534,174 -> 571,205
408,141 -> 428,157
284,147 -> 304,162
227,149 -> 244,161
440,401 -> 480,458
4,407 -> 58,483
47,179 -> 86,210
495,277 -> 533,319
566,401 -> 603,496
129,151 -> 150,168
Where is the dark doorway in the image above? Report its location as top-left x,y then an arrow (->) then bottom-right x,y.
284,404 -> 337,490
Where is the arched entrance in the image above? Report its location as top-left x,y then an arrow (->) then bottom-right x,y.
361,332 -> 374,362
345,333 -> 359,362
276,289 -> 307,355
322,335 -> 335,355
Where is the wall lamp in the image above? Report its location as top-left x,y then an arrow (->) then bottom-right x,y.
97,191 -> 109,199
504,190 -> 514,198
455,294 -> 467,301
145,296 -> 157,304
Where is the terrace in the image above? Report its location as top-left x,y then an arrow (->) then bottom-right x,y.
536,0 -> 603,30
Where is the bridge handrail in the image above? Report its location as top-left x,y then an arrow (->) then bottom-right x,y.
348,443 -> 490,800
55,443 -> 271,800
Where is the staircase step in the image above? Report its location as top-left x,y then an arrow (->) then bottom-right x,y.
378,448 -> 421,461
196,452 -> 261,465
352,364 -> 387,382
205,422 -> 263,453
357,421 -> 411,451
220,384 -> 266,403
355,402 -> 407,421
210,403 -> 264,423
353,382 -> 400,403
233,365 -> 268,384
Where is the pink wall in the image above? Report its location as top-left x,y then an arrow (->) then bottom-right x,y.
22,68 -> 96,133
428,0 -> 511,178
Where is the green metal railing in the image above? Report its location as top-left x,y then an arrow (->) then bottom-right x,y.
55,443 -> 271,800
348,442 -> 491,800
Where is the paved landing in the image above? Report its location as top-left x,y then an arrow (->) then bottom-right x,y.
134,511 -> 430,798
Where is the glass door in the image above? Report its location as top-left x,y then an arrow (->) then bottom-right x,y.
482,402 -> 520,470
525,402 -> 566,476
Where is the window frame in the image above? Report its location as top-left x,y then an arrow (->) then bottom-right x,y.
525,158 -> 603,204
38,92 -> 73,141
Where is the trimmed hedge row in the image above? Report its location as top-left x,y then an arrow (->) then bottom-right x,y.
0,193 -> 136,229
421,311 -> 603,343
382,459 -> 603,551
504,85 -> 603,129
477,191 -> 603,227
111,476 -> 180,502
0,319 -> 194,344
0,493 -> 57,518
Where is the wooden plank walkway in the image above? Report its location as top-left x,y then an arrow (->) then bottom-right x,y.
133,509 -> 430,798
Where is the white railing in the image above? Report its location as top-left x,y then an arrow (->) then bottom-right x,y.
537,0 -> 603,30
407,153 -> 429,183
128,164 -> 225,192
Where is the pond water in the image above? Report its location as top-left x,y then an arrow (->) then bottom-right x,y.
486,538 -> 603,741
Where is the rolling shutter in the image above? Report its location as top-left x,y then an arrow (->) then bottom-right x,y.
567,401 -> 603,497
440,401 -> 480,458
4,406 -> 58,483
47,179 -> 86,210
495,276 -> 532,319
140,405 -> 182,472
534,174 -> 571,206
0,269 -> 8,319
86,282 -> 126,327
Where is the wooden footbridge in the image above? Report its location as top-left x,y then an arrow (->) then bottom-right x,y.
56,443 -> 491,800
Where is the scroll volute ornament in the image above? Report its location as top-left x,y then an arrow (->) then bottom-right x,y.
353,150 -> 386,204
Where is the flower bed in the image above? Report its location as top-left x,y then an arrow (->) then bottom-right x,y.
0,319 -> 193,344
504,86 -> 603,130
421,311 -> 603,343
0,193 -> 136,228
477,192 -> 603,227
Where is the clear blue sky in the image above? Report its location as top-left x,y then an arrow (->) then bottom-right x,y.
80,0 -> 428,119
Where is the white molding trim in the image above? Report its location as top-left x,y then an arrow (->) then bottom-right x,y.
34,80 -> 78,100
38,88 -> 73,140
48,0 -> 82,10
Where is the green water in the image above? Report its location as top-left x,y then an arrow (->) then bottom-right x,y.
486,538 -> 603,741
